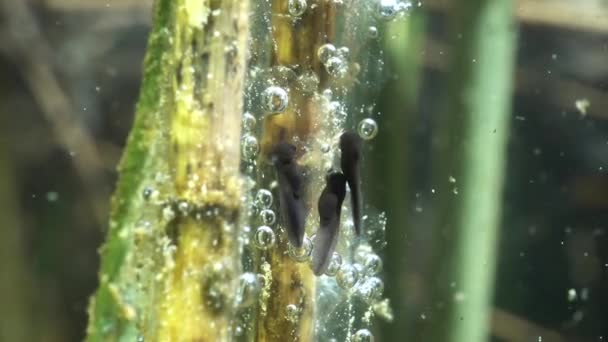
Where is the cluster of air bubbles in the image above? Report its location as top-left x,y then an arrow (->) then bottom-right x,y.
255,189 -> 273,208
297,70 -> 319,93
355,276 -> 385,303
254,226 -> 276,249
352,328 -> 375,342
357,118 -> 379,140
288,236 -> 313,262
260,209 -> 276,225
355,245 -> 383,275
241,135 -> 260,160
242,112 -> 256,131
376,0 -> 414,21
336,263 -> 360,289
287,0 -> 307,17
285,303 -> 300,322
317,43 -> 349,79
325,252 -> 342,276
262,86 -> 289,114
235,272 -> 260,308
328,101 -> 347,119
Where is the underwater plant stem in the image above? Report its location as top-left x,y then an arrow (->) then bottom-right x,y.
86,0 -> 250,341
432,0 -> 516,341
251,2 -> 338,342
0,125 -> 34,342
372,12 -> 426,342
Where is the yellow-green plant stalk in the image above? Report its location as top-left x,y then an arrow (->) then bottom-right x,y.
427,0 -> 517,341
86,0 -> 250,341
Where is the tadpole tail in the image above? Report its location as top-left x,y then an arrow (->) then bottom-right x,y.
312,218 -> 340,276
349,172 -> 362,236
279,185 -> 306,248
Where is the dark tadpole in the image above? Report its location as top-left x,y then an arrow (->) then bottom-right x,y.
272,142 -> 307,248
312,172 -> 347,276
339,131 -> 363,235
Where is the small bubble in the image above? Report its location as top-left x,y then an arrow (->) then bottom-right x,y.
46,191 -> 59,202
288,236 -> 313,262
262,86 -> 289,114
357,118 -> 378,140
320,143 -> 331,153
364,254 -> 383,275
285,304 -> 299,322
241,135 -> 260,160
353,328 -> 375,342
567,288 -> 577,302
242,112 -> 256,131
255,189 -> 273,208
162,206 -> 176,221
377,0 -> 412,20
287,0 -> 307,17
317,43 -> 337,64
337,264 -> 360,289
337,46 -> 350,59
322,88 -> 333,100
254,226 -> 276,249
260,209 -> 276,225
325,56 -> 348,79
235,272 -> 260,307
142,187 -> 153,200
368,26 -> 379,39
325,252 -> 342,276
377,0 -> 400,20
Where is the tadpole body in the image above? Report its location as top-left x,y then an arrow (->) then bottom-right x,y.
312,172 -> 347,276
272,142 -> 307,248
339,132 -> 363,235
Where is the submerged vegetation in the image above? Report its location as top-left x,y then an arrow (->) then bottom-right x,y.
9,0 -> 608,341
86,0 -> 419,341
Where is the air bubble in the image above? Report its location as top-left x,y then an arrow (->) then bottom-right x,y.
357,118 -> 378,140
288,0 -> 307,17
254,226 -> 276,249
364,254 -> 383,275
241,135 -> 260,160
368,26 -> 379,39
255,189 -> 273,208
260,209 -> 276,225
288,236 -> 313,262
242,112 -> 256,131
235,272 -> 260,307
325,252 -> 342,276
337,264 -> 360,289
285,304 -> 299,322
353,328 -> 375,342
320,143 -> 331,153
317,43 -> 337,64
325,56 -> 348,79
142,187 -> 153,200
262,86 -> 289,114
337,46 -> 350,59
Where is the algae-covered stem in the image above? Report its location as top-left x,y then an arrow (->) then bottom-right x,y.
86,0 -> 250,341
253,1 -> 337,341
